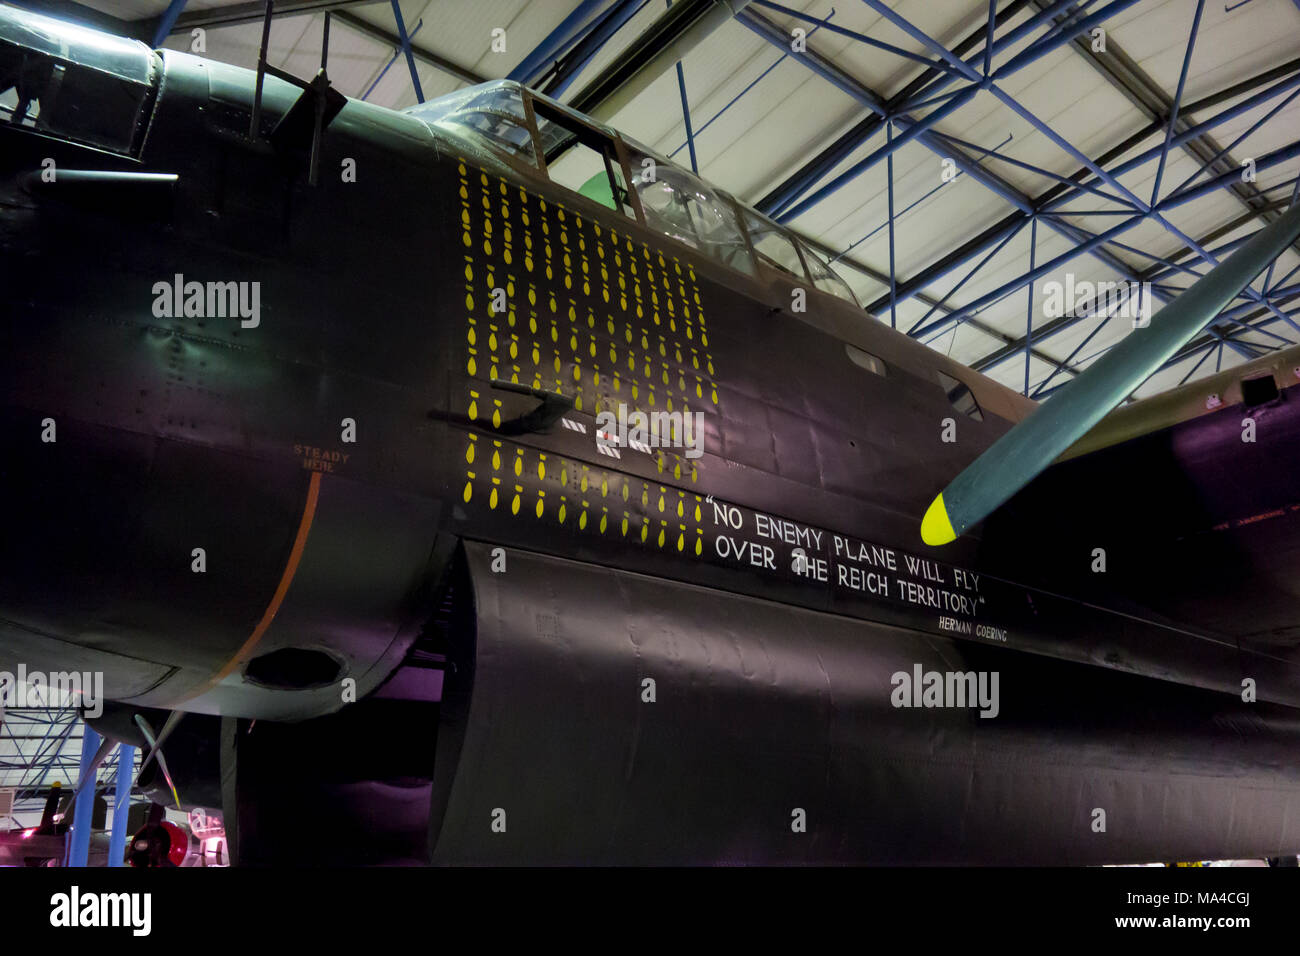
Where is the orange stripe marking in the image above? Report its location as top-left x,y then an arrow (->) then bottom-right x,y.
174,471 -> 322,702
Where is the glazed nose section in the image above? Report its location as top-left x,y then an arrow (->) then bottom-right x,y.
0,5 -> 157,155
0,39 -> 52,122
1,9 -> 175,222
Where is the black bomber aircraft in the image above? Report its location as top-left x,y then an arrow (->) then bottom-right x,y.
3,3 -> 1300,866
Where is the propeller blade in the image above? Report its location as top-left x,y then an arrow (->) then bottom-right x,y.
921,200 -> 1300,546
151,749 -> 181,810
57,735 -> 117,821
136,709 -> 183,777
133,714 -> 181,808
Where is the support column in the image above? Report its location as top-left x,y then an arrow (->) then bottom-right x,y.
109,745 -> 136,867
67,724 -> 101,867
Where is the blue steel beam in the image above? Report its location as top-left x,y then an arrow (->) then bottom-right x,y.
509,0 -> 609,86
917,189 -> 1174,343
390,0 -> 423,104
983,0 -> 996,76
16,710 -> 76,799
1263,280 -> 1300,301
928,130 -> 1133,206
908,215 -> 1139,340
1062,225 -> 1281,319
151,0 -> 189,48
933,200 -> 1300,348
1217,337 -> 1266,362
772,86 -> 982,222
1176,343 -> 1217,386
789,228 -> 1083,379
1025,216 -> 1038,394
908,218 -> 1026,334
1040,70 -> 1300,213
758,0 -> 1146,224
1166,141 -> 1300,208
669,0 -> 698,173
1086,222 -> 1300,335
904,84 -> 980,113
893,0 -> 1090,112
541,0 -> 646,98
1162,318 -> 1289,370
754,1 -> 1300,391
675,60 -> 697,172
873,38 -> 1300,321
1261,177 -> 1300,291
1116,201 -> 1296,288
908,137 -> 1300,343
754,0 -> 1075,216
1040,0 -> 1300,291
66,724 -> 101,867
1034,293 -> 1300,398
1031,311 -> 1113,398
360,18 -> 422,102
1148,0 -> 1206,207
1216,312 -> 1296,347
331,10 -> 484,86
988,0 -> 1135,81
761,1 -> 1142,221
970,237 -> 1295,376
988,86 -> 1149,213
1164,84 -> 1300,203
859,0 -> 982,81
884,71 -> 1300,318
143,0 -> 378,37
921,215 -> 1166,350
836,132 -> 1012,268
741,6 -> 1231,361
1273,264 -> 1300,294
108,744 -> 136,867
755,0 -> 966,74
885,121 -> 896,326
1031,0 -> 1104,49
672,9 -> 835,160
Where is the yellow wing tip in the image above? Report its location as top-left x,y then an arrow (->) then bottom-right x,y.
921,494 -> 957,546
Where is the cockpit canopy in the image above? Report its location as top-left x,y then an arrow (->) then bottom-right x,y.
0,5 -> 156,154
406,80 -> 861,309
407,83 -> 537,167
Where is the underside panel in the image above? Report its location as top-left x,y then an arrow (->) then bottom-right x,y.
429,540 -> 1300,865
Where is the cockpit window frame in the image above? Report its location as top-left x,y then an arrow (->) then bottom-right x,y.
796,239 -> 862,307
527,93 -> 644,224
405,82 -> 541,173
738,206 -> 811,283
409,80 -> 870,317
620,140 -> 756,276
518,92 -> 545,169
